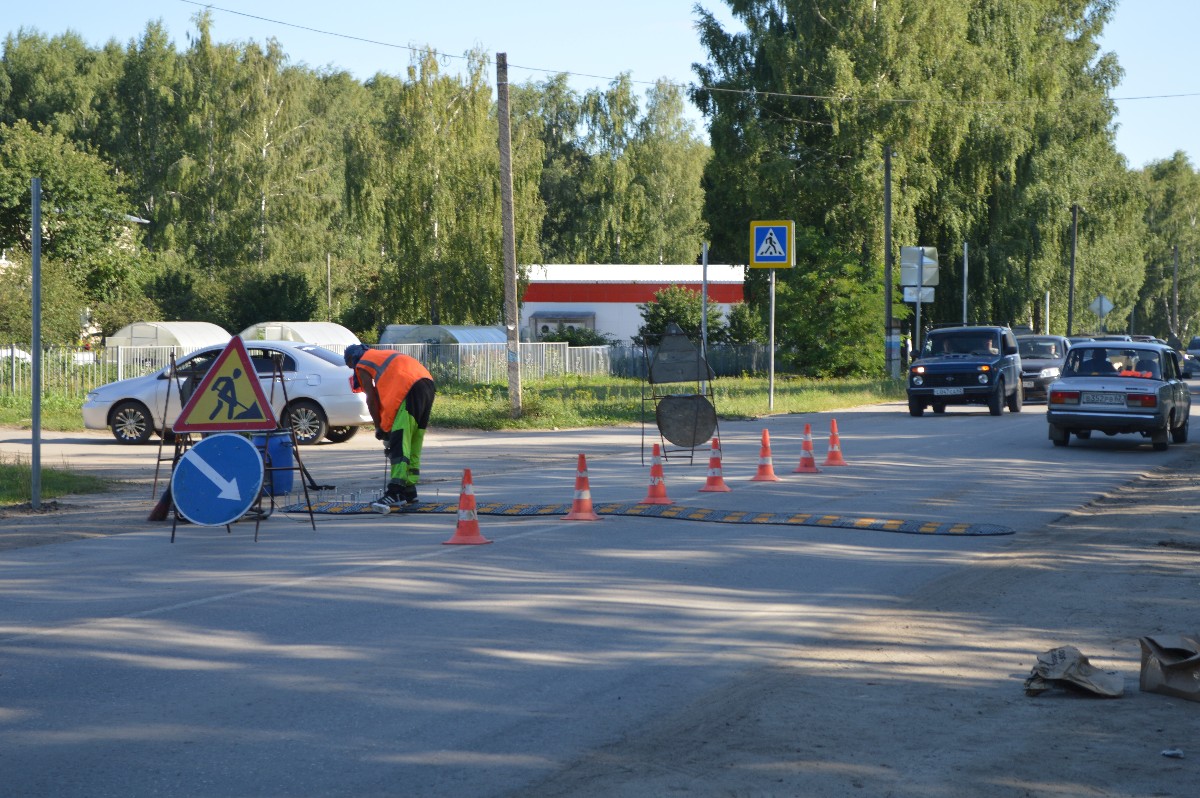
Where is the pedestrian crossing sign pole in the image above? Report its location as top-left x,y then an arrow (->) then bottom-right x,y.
749,220 -> 795,411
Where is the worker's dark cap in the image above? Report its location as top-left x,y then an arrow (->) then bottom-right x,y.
343,344 -> 369,369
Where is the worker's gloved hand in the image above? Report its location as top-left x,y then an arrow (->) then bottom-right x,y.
375,428 -> 388,441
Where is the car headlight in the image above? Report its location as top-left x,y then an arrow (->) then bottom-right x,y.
977,373 -> 989,384
911,375 -> 924,386
1039,367 -> 1061,379
84,391 -> 99,403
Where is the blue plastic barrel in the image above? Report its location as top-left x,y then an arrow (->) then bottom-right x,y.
253,432 -> 294,496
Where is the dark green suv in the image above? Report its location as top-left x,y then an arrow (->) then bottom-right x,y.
907,326 -> 1023,416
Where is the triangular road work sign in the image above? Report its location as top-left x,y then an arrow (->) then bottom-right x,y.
173,337 -> 279,433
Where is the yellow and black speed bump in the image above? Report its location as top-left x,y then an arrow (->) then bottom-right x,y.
282,499 -> 1013,536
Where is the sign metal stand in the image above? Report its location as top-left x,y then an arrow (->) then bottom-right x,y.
750,220 -> 795,412
157,342 -> 326,541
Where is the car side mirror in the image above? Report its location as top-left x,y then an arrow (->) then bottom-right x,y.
1004,345 -> 1018,356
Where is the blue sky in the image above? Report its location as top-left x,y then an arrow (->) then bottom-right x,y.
6,1 -> 1197,169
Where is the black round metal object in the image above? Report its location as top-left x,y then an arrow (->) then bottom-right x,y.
655,394 -> 717,447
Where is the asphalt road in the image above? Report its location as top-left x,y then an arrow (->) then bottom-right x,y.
0,401 -> 1195,797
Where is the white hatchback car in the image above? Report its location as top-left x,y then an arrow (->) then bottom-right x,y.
82,341 -> 372,445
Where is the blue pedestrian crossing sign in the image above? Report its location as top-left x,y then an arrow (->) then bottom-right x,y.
750,220 -> 795,268
171,433 -> 264,526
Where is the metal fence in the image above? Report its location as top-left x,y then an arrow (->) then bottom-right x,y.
0,341 -> 766,398
606,344 -> 768,379
374,342 -> 578,382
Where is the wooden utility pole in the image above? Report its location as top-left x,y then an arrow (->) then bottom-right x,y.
497,53 -> 522,418
1173,245 -> 1180,333
884,146 -> 895,377
1068,204 -> 1079,336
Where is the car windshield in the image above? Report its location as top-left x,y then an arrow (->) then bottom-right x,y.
923,333 -> 1000,357
1063,347 -> 1161,380
1018,338 -> 1062,359
170,350 -> 219,377
296,345 -> 349,367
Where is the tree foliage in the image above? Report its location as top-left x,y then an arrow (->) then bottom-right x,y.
0,21 -> 707,345
1136,152 -> 1200,344
0,7 -> 1194,379
635,284 -> 729,346
693,0 -> 1148,373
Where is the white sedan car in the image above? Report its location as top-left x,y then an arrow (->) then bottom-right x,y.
83,341 -> 372,445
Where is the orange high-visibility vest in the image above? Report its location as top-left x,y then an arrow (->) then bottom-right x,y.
356,349 -> 432,431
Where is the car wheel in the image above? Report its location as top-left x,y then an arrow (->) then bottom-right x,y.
1172,414 -> 1189,444
324,425 -> 359,443
1007,382 -> 1023,412
908,398 -> 925,417
932,402 -> 947,414
287,400 -> 328,445
110,401 -> 154,444
1074,430 -> 1092,439
988,379 -> 1005,415
1049,423 -> 1069,447
1152,424 -> 1170,452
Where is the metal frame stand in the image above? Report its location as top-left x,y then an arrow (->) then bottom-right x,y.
639,324 -> 720,466
158,353 -> 331,542
248,355 -> 318,539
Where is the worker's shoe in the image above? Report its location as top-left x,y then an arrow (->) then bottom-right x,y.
371,486 -> 418,514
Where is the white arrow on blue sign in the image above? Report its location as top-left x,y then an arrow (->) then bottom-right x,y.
171,433 -> 264,526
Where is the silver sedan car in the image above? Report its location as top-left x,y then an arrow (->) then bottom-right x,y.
1046,342 -> 1191,450
83,341 -> 372,445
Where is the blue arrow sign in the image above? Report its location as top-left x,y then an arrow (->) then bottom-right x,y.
171,433 -> 264,526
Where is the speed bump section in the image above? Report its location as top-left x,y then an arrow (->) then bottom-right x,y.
282,499 -> 1013,536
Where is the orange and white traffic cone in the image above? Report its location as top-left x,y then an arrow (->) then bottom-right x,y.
792,423 -> 821,473
750,429 -> 781,482
443,469 -> 492,545
564,453 -> 601,520
640,443 -> 673,505
822,419 -> 848,466
699,437 -> 733,492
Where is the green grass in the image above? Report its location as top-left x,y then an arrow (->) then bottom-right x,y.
435,375 -> 906,430
0,375 -> 904,501
0,394 -> 85,431
0,375 -> 907,434
0,452 -> 112,506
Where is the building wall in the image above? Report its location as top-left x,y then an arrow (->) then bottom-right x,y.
520,264 -> 745,344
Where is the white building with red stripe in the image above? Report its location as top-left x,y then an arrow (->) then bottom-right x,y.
521,264 -> 745,344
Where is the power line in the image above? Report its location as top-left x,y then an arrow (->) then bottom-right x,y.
177,1 -> 1200,108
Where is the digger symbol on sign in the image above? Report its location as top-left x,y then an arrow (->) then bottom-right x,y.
208,368 -> 265,421
173,336 -> 277,434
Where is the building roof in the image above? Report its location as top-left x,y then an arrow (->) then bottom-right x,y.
526,264 -> 744,283
105,321 -> 231,349
239,321 -> 361,346
380,325 -> 507,344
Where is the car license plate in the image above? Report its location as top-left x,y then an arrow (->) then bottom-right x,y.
1082,392 -> 1124,405
933,387 -> 964,396
1022,380 -> 1034,388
